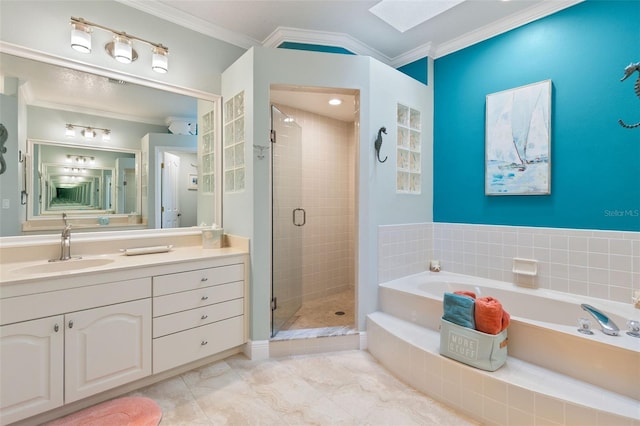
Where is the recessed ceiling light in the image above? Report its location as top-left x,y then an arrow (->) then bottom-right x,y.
329,98 -> 342,106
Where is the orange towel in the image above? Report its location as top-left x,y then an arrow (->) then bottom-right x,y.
454,290 -> 476,299
475,296 -> 510,334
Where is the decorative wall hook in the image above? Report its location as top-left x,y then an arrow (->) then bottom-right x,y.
618,61 -> 640,129
375,126 -> 388,163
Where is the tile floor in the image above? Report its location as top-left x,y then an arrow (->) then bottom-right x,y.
127,350 -> 479,425
280,287 -> 355,331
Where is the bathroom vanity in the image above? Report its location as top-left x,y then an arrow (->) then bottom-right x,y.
0,236 -> 249,425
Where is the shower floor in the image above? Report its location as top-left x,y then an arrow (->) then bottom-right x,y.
274,287 -> 355,339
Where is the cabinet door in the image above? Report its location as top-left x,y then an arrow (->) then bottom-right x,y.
64,299 -> 151,403
0,316 -> 64,425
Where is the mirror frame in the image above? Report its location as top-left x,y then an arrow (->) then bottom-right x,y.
1,42 -> 223,239
27,138 -> 142,220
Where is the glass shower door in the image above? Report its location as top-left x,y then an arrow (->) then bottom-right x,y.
271,105 -> 304,337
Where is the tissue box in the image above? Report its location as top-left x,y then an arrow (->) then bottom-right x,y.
202,228 -> 223,249
439,318 -> 508,371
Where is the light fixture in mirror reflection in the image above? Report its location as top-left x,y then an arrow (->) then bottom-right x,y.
30,140 -> 139,217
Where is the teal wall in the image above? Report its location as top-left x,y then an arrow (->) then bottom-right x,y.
398,57 -> 428,85
434,0 -> 640,231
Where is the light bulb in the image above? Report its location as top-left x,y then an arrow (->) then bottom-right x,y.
70,22 -> 92,53
152,47 -> 168,73
113,35 -> 132,64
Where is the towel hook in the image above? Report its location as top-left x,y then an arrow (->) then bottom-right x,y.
375,127 -> 388,163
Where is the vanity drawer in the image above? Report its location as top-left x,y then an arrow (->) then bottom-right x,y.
153,281 -> 243,317
153,263 -> 244,296
152,315 -> 245,373
153,298 -> 244,338
1,278 -> 151,325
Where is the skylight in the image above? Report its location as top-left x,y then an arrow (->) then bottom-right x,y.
369,0 -> 466,33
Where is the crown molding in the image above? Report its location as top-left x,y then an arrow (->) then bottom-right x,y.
262,27 -> 390,64
115,0 -> 261,50
432,0 -> 584,58
390,42 -> 433,68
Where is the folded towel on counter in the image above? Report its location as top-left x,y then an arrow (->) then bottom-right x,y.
475,296 -> 510,335
454,290 -> 476,299
443,292 -> 476,329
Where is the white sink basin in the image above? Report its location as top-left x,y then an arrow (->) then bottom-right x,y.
14,258 -> 115,275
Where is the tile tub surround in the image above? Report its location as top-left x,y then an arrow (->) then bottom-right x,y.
367,313 -> 639,426
378,223 -> 640,304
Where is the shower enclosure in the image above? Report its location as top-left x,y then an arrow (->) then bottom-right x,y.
271,105 -> 304,336
270,90 -> 358,338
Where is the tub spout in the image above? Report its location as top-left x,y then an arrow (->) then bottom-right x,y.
580,304 -> 619,336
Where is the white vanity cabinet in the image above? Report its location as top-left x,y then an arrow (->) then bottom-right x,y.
0,249 -> 248,425
152,262 -> 246,373
0,278 -> 152,425
0,316 -> 64,425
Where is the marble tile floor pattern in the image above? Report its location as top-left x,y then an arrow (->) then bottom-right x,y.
126,350 -> 479,425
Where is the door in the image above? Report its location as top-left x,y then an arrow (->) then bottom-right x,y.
114,157 -> 136,214
271,105 -> 304,337
0,316 -> 64,425
161,152 -> 181,228
64,299 -> 151,403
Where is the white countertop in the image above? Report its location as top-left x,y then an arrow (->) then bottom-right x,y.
0,245 -> 247,287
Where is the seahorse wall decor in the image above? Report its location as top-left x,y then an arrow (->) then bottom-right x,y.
375,126 -> 388,163
618,61 -> 640,129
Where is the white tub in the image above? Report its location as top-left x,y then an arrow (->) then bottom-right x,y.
378,271 -> 639,401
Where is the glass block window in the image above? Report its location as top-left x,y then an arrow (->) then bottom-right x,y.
223,91 -> 245,193
199,107 -> 215,194
396,103 -> 421,194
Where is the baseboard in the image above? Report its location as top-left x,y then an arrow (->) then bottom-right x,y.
244,339 -> 270,360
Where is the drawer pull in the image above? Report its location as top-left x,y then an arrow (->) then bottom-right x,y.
201,314 -> 209,320
201,295 -> 209,301
201,277 -> 208,282
201,340 -> 208,346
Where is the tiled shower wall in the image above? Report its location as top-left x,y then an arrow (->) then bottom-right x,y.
277,105 -> 356,302
378,222 -> 640,304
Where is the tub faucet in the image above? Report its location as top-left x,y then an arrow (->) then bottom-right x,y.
580,304 -> 619,336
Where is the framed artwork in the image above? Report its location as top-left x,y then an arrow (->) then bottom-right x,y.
187,173 -> 198,190
485,80 -> 551,195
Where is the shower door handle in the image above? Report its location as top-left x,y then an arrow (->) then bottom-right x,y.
293,208 -> 306,226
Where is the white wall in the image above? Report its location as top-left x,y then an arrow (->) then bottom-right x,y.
222,47 -> 433,341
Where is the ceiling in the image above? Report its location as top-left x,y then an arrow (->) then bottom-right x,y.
2,0 -> 582,125
125,0 -> 582,65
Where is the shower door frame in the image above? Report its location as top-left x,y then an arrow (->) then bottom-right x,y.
270,105 -> 304,337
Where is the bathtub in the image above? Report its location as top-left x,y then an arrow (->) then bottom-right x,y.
372,271 -> 639,420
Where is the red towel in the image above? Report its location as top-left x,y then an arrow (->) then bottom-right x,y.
454,290 -> 476,299
475,296 -> 510,334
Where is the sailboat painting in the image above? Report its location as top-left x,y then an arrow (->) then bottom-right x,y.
485,80 -> 551,195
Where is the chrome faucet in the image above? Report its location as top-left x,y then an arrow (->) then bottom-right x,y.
581,304 -> 619,336
51,213 -> 73,262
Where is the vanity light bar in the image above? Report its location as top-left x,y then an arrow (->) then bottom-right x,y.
70,17 -> 169,74
65,124 -> 111,142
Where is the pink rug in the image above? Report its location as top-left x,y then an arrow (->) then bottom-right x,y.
44,397 -> 162,426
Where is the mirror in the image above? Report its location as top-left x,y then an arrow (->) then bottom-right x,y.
30,140 -> 139,216
0,52 -> 219,236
